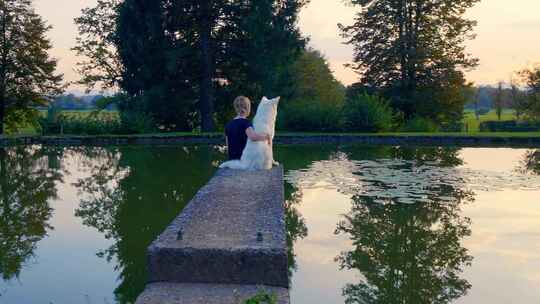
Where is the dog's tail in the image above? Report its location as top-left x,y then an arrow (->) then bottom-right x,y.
219,160 -> 247,170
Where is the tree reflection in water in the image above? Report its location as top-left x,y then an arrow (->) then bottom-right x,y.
284,183 -> 308,277
335,148 -> 474,304
73,145 -> 219,304
276,144 -> 336,279
0,146 -> 63,281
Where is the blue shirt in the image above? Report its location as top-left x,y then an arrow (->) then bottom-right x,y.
225,118 -> 253,160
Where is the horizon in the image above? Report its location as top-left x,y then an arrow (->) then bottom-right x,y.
35,0 -> 540,92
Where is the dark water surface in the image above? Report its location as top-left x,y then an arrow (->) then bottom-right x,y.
0,145 -> 539,304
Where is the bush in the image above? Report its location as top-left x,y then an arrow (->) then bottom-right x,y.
59,112 -> 121,135
342,93 -> 394,132
278,99 -> 343,132
400,116 -> 439,132
479,120 -> 540,132
118,110 -> 156,134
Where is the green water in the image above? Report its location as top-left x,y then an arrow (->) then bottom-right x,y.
0,145 -> 539,303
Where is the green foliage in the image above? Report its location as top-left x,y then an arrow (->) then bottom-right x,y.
510,82 -> 528,120
221,0 -> 308,100
117,108 -> 156,134
58,113 -> 121,135
0,0 -> 64,134
116,0 -> 197,131
72,0 -> 122,91
37,105 -> 154,135
400,117 -> 440,133
278,49 -> 346,132
340,0 -> 479,121
342,93 -> 394,132
243,291 -> 277,304
520,65 -> 540,121
76,0 -> 308,132
279,99 -> 343,132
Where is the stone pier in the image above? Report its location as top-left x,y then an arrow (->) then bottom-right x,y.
136,166 -> 289,304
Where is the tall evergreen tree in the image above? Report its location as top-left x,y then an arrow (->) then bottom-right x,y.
79,0 -> 308,131
0,0 -> 63,134
340,0 -> 479,123
221,0 -> 308,99
116,0 -> 198,130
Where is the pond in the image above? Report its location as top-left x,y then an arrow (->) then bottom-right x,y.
0,144 -> 539,304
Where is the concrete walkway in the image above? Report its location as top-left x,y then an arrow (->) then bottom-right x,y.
136,167 -> 289,304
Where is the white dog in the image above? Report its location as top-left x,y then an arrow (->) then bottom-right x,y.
220,96 -> 280,170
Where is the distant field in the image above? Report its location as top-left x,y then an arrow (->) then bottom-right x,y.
5,110 -> 120,135
463,109 -> 516,132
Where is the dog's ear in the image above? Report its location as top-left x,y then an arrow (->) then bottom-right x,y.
261,96 -> 268,103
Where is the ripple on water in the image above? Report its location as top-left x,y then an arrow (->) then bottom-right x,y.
285,152 -> 540,205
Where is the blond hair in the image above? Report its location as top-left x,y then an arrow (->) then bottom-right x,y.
233,96 -> 251,116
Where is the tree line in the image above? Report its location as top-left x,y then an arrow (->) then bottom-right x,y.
0,0 -> 539,135
73,0 -> 309,132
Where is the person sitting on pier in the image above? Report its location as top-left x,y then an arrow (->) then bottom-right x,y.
225,96 -> 271,160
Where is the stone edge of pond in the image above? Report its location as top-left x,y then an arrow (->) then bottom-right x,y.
2,134 -> 540,147
147,166 -> 288,288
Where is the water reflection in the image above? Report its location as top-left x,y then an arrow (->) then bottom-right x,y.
73,146 -> 219,304
1,144 -> 539,303
336,180 -> 474,303
284,183 -> 308,276
287,147 -> 475,303
0,147 -> 63,281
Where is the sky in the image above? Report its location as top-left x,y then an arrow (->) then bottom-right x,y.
34,0 -> 540,91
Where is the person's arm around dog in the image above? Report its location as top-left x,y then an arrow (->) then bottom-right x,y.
224,96 -> 270,160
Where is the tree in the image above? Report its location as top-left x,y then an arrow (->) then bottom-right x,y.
72,0 -> 123,91
278,48 -> 346,131
494,82 -> 504,120
221,0 -> 308,99
520,65 -> 540,121
76,0 -> 308,131
339,0 -> 479,124
197,0 -> 217,132
0,0 -> 63,134
116,0 -> 198,131
509,79 -> 528,121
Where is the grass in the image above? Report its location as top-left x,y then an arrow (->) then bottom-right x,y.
463,109 -> 517,132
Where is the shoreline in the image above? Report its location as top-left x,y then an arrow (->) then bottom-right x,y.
2,132 -> 540,147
